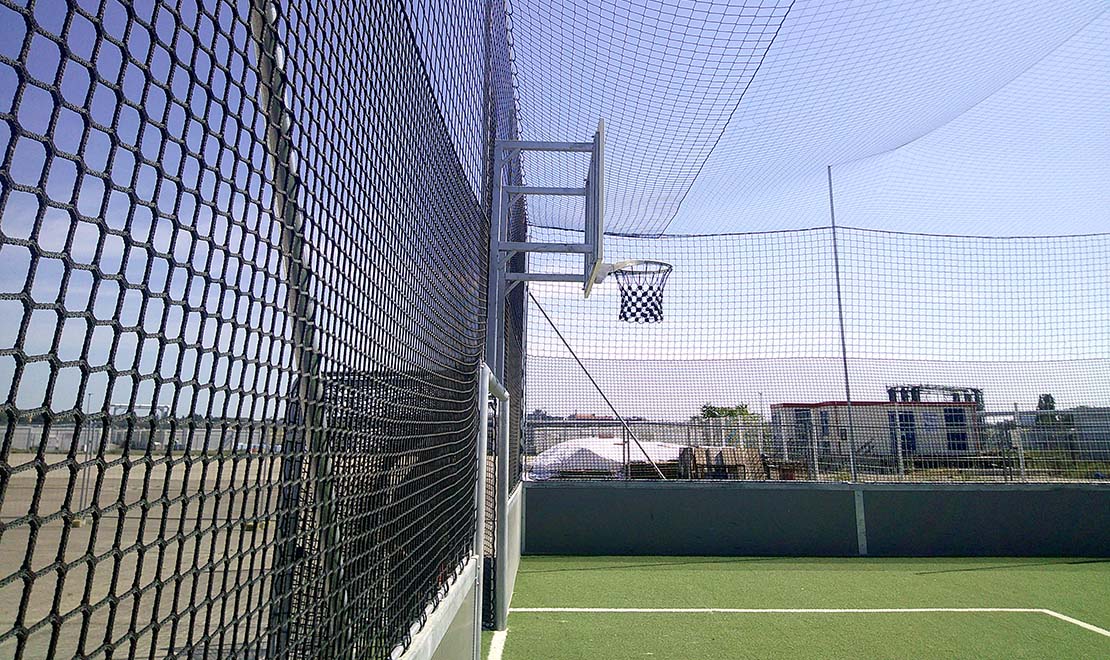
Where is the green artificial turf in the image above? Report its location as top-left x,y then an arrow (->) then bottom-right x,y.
497,557 -> 1110,659
481,630 -> 493,658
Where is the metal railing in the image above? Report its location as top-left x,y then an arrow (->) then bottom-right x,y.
523,415 -> 1110,483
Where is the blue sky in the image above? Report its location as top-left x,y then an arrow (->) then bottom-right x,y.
0,0 -> 296,419
1,0 -> 1108,421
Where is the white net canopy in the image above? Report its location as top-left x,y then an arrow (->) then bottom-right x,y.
509,0 -> 1109,236
511,1 -> 1110,481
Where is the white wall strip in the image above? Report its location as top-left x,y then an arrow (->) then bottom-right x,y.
394,557 -> 478,660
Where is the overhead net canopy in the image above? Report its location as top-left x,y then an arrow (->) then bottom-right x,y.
510,0 -> 1109,236
516,1 -> 1110,481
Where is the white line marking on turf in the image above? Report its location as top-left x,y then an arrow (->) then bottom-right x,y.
511,607 -> 1040,614
1041,609 -> 1110,639
488,630 -> 508,660
509,607 -> 1110,638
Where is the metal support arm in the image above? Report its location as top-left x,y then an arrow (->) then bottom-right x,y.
504,185 -> 586,196
505,273 -> 585,282
498,140 -> 594,152
499,241 -> 594,254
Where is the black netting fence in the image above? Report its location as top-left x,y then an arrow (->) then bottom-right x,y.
0,0 -> 500,658
478,0 -> 525,631
525,227 -> 1110,484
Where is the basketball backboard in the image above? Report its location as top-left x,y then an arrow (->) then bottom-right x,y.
584,119 -> 605,297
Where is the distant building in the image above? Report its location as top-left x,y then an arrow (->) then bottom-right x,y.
1072,408 -> 1110,458
770,400 -> 983,459
526,410 -> 560,421
887,385 -> 983,410
1015,406 -> 1110,459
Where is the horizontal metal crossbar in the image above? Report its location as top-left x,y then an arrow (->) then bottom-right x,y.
504,186 -> 587,196
499,242 -> 594,254
497,140 -> 595,152
505,273 -> 584,282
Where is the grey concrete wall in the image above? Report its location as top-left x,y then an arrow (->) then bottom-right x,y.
504,485 -> 523,608
524,481 -> 1110,557
524,481 -> 858,556
863,485 -> 1110,556
400,557 -> 479,660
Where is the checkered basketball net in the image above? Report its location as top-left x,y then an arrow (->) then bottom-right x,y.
612,260 -> 674,323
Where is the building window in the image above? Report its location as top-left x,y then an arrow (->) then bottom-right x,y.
890,410 -> 917,454
793,409 -> 812,444
922,412 -> 941,431
944,407 -> 968,451
899,411 -> 917,453
818,410 -> 831,450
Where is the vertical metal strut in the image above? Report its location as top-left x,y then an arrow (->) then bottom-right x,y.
828,165 -> 858,482
251,3 -> 343,655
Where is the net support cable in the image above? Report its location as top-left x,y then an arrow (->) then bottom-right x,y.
527,290 -> 667,479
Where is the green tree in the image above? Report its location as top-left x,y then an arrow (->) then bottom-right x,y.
694,403 -> 766,448
699,403 -> 756,420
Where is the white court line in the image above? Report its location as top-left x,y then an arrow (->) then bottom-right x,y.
509,607 -> 1110,638
1041,610 -> 1110,639
487,630 -> 508,660
512,607 -> 1041,614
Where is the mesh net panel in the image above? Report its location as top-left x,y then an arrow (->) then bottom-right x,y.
525,227 -> 1110,482
480,0 -> 526,630
0,0 -> 495,658
514,2 -> 1108,483
509,0 -> 794,234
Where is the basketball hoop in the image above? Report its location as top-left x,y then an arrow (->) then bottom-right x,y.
610,260 -> 673,323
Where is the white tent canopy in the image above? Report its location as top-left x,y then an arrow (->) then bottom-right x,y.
528,437 -> 685,480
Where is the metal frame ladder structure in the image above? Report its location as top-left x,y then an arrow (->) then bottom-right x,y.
395,364 -> 509,660
485,119 -> 607,380
482,121 -> 607,636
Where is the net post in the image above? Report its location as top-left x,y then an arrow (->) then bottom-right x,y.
250,2 -> 342,654
827,166 -> 859,481
1013,403 -> 1028,481
810,419 -> 821,480
893,398 -> 906,477
487,143 -> 506,381
494,386 -> 511,630
472,365 -> 491,660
